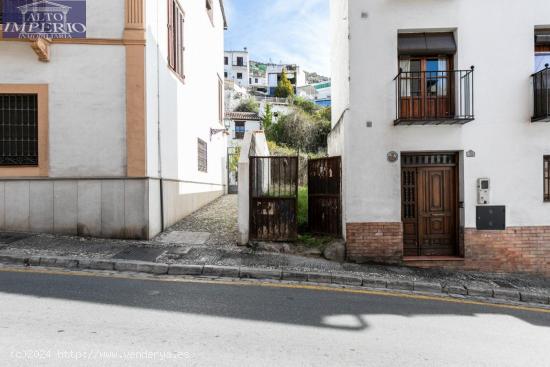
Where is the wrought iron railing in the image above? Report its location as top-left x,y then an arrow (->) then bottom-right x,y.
394,66 -> 475,125
532,64 -> 550,122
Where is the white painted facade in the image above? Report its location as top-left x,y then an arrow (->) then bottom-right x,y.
224,50 -> 250,88
0,0 -> 227,239
145,0 -> 228,231
266,63 -> 306,96
330,0 -> 550,236
226,119 -> 262,148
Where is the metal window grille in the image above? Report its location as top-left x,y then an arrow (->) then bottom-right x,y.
198,138 -> 207,172
545,156 -> 550,202
0,94 -> 39,166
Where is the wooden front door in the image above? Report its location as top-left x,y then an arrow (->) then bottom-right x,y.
402,153 -> 459,257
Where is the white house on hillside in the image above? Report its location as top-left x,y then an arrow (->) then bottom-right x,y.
0,0 -> 228,239
225,111 -> 262,148
266,63 -> 306,96
224,49 -> 250,88
330,0 -> 550,275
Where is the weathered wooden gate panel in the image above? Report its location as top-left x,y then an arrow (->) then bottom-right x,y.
249,156 -> 298,241
308,157 -> 342,237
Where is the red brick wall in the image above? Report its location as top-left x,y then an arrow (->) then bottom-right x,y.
463,227 -> 550,276
346,223 -> 550,276
346,222 -> 403,264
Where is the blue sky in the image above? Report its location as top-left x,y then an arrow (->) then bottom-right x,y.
224,0 -> 330,76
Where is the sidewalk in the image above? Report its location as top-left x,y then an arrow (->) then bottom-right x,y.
0,229 -> 549,307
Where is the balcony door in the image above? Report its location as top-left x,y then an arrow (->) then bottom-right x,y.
399,57 -> 453,120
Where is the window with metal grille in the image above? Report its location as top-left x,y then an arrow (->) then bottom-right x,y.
0,94 -> 39,166
235,121 -> 245,139
168,0 -> 185,80
545,156 -> 550,202
198,138 -> 207,172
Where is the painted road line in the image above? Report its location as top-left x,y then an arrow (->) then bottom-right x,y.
1,265 -> 550,314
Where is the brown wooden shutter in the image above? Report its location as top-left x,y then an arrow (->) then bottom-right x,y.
178,11 -> 185,77
167,0 -> 175,70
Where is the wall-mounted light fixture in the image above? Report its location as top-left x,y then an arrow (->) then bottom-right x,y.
210,128 -> 228,141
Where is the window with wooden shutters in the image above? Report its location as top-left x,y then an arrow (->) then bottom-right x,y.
545,156 -> 550,202
168,0 -> 185,79
0,94 -> 39,166
198,139 -> 208,172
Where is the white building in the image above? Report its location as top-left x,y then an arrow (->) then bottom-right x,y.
298,81 -> 331,107
330,0 -> 550,275
224,49 -> 250,88
249,68 -> 268,95
266,63 -> 306,96
225,112 -> 262,148
0,0 -> 228,239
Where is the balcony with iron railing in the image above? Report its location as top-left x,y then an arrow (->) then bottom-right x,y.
394,66 -> 475,125
532,64 -> 550,122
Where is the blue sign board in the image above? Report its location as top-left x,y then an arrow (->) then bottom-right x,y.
2,0 -> 86,39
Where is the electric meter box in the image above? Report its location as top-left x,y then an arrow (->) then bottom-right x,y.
477,178 -> 490,205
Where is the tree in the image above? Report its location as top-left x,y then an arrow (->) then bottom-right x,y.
265,109 -> 330,154
234,98 -> 259,113
261,103 -> 273,130
274,69 -> 294,98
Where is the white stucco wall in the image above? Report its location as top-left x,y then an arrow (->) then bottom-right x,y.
0,1 -> 127,177
145,0 -> 227,231
339,0 -> 550,228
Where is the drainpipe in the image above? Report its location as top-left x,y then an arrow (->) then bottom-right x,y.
156,5 -> 165,231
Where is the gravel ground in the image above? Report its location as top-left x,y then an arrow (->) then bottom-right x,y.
156,194 -> 239,247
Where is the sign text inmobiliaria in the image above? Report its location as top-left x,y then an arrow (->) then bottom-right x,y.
2,0 -> 86,39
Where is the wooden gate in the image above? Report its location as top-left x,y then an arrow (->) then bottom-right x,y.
249,156 -> 298,241
308,156 -> 342,237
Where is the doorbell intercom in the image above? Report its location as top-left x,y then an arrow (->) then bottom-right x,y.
477,178 -> 490,205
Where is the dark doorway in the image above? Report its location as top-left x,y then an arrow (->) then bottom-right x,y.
401,152 -> 459,256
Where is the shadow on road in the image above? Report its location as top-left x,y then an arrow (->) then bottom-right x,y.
0,270 -> 549,331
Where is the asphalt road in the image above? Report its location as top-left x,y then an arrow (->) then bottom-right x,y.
0,269 -> 549,367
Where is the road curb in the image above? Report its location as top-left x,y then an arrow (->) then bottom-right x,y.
1,254 -> 549,307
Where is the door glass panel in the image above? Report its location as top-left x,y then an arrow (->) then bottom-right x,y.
410,60 -> 421,97
535,54 -> 550,72
426,59 -> 439,96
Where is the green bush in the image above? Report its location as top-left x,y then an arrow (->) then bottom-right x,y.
234,98 -> 259,113
293,96 -> 319,114
265,110 -> 330,154
297,186 -> 308,231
